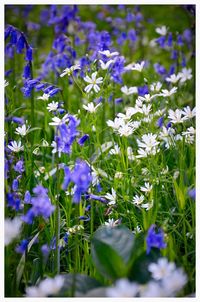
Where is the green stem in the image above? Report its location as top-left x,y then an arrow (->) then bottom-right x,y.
54,158 -> 60,274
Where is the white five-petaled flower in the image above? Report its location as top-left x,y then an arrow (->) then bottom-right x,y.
47,101 -> 59,112
178,67 -> 192,83
8,140 -> 24,152
109,144 -> 121,155
37,93 -> 50,101
4,217 -> 23,246
125,61 -> 145,72
82,102 -> 102,113
15,124 -> 30,136
98,50 -> 119,58
121,85 -> 138,95
168,109 -> 184,124
181,106 -> 196,120
138,94 -> 159,103
84,71 -> 103,93
118,122 -> 136,137
106,279 -> 139,297
140,182 -> 153,194
127,146 -> 135,161
136,133 -> 160,157
49,113 -> 69,126
132,194 -> 145,205
104,188 -> 117,205
117,107 -> 138,120
26,275 -> 65,297
155,25 -> 167,35
148,258 -> 176,281
60,64 -> 81,77
99,59 -> 114,70
161,87 -> 177,97
106,117 -> 124,130
165,73 -> 181,84
141,200 -> 154,211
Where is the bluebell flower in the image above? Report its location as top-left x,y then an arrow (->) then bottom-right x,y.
166,122 -> 172,129
156,116 -> 164,128
12,116 -> 25,124
22,185 -> 55,224
14,160 -> 24,174
154,63 -> 167,75
62,166 -> 71,190
171,50 -> 178,60
79,215 -> 90,222
48,87 -> 61,97
86,193 -> 107,204
146,224 -> 167,254
167,32 -> 173,47
16,239 -> 28,254
70,160 -> 92,203
10,29 -> 18,44
78,134 -> 89,146
177,34 -> 184,46
25,47 -> 33,61
128,29 -> 137,42
188,188 -> 195,200
24,190 -> 31,204
12,179 -> 19,191
7,192 -> 21,211
23,63 -> 31,79
41,244 -> 50,258
183,29 -> 192,43
16,35 -> 26,53
138,85 -> 149,96
126,12 -> 135,22
63,232 -> 69,244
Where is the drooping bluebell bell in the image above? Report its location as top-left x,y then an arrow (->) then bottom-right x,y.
78,134 -> 89,146
146,224 -> 167,254
15,239 -> 28,254
167,32 -> 173,47
138,85 -> 149,96
12,179 -> 19,192
188,188 -> 195,200
154,63 -> 167,75
156,36 -> 166,48
24,190 -> 31,204
12,116 -> 25,125
7,192 -> 21,211
23,63 -> 31,79
86,193 -> 107,204
156,116 -> 164,128
70,160 -> 92,203
14,159 -> 24,174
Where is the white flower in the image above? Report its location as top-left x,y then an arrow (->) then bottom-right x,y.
165,73 -> 181,83
168,109 -> 184,124
49,113 -> 69,126
26,275 -> 65,297
182,126 -> 195,136
106,117 -> 124,130
132,225 -> 142,234
82,102 -> 102,113
148,258 -> 176,280
127,146 -> 135,161
117,107 -> 138,120
181,106 -> 196,120
114,172 -> 123,179
37,93 -> 50,101
8,140 -> 24,152
15,124 -> 30,136
104,218 -> 119,227
99,59 -> 114,70
105,188 -> 116,205
137,104 -> 152,116
84,71 -> 103,93
47,101 -> 59,112
155,25 -> 167,35
161,87 -> 177,97
125,61 -> 145,72
109,144 -> 120,155
60,64 -> 81,77
138,94 -> 159,103
51,141 -> 62,157
141,281 -> 165,297
121,85 -> 138,95
4,217 -> 23,246
118,123 -> 135,137
162,268 -> 187,296
98,50 -> 119,58
141,201 -> 154,211
5,80 -> 9,87
178,67 -> 192,83
137,133 -> 160,153
140,182 -> 153,194
106,279 -> 139,297
150,81 -> 162,92
132,194 -> 145,205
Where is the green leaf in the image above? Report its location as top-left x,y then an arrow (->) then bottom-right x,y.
91,225 -> 135,279
30,258 -> 41,285
128,248 -> 161,284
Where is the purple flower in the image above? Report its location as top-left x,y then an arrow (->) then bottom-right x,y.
188,188 -> 195,200
25,47 -> 33,61
22,185 -> 55,224
70,160 -> 92,203
78,134 -> 89,146
62,166 -> 71,190
12,179 -> 19,191
14,160 -> 24,174
138,85 -> 149,96
7,192 -> 21,211
23,63 -> 31,79
41,244 -> 50,257
156,116 -> 164,128
146,224 -> 167,254
86,193 -> 107,204
24,190 -> 31,204
15,239 -> 28,254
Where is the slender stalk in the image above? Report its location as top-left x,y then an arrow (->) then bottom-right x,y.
54,155 -> 60,274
